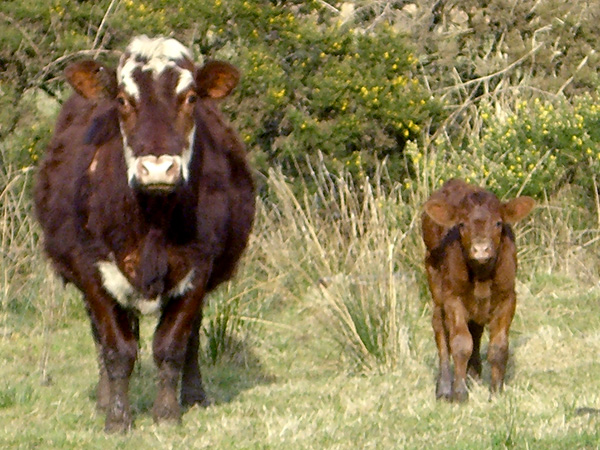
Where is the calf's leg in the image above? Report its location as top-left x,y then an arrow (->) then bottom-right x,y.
467,321 -> 484,380
427,264 -> 453,400
488,297 -> 515,395
445,299 -> 472,402
432,304 -> 452,400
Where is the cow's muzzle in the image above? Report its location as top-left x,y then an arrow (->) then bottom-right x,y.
134,155 -> 182,193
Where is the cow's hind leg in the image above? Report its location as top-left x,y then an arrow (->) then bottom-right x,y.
181,312 -> 210,407
467,321 -> 484,380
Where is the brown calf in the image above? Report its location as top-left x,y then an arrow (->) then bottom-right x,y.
421,179 -> 534,402
34,36 -> 254,432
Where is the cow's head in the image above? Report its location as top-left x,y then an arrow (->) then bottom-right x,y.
65,36 -> 239,194
424,189 -> 535,264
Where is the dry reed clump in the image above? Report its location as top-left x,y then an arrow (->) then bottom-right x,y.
251,158 -> 429,373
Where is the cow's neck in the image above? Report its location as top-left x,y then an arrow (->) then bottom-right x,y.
135,192 -> 177,230
133,189 -> 197,246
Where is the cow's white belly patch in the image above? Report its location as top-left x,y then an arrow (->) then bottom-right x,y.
97,260 -> 194,315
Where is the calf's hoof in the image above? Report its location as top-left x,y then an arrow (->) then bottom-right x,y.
452,380 -> 469,403
436,382 -> 453,402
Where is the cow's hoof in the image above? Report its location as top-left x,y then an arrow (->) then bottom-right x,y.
152,395 -> 181,424
96,379 -> 110,411
104,409 -> 132,433
181,385 -> 212,408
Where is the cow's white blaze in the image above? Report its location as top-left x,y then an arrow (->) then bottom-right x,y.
181,125 -> 195,182
117,35 -> 194,100
176,69 -> 195,95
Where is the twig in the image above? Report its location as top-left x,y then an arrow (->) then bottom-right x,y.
315,0 -> 340,14
92,0 -> 120,54
0,12 -> 41,56
438,43 -> 545,93
30,49 -> 120,88
556,51 -> 594,96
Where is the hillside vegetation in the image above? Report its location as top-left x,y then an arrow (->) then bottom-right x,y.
2,0 -> 600,447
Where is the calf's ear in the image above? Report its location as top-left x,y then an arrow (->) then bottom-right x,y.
423,199 -> 456,228
64,60 -> 117,100
196,61 -> 240,99
502,196 -> 535,223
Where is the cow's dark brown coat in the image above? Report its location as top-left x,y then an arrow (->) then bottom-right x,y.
34,37 -> 254,432
421,179 -> 534,402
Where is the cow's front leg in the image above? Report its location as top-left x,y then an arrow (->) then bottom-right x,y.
92,310 -> 140,412
445,299 -> 472,402
85,286 -> 138,433
152,287 -> 205,423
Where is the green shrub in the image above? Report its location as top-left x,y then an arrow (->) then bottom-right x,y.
407,93 -> 600,199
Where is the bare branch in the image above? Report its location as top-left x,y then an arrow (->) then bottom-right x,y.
315,0 -> 340,14
92,0 -> 120,54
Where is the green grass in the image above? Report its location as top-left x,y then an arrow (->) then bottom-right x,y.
2,271 -> 600,448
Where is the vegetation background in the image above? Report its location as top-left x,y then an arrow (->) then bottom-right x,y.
2,0 -> 600,447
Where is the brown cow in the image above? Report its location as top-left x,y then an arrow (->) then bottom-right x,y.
34,36 -> 255,432
421,179 -> 534,402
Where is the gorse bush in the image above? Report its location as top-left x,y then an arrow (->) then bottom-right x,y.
407,93 -> 600,199
1,0 -> 441,181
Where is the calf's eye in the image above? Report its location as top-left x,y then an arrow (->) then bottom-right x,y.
496,221 -> 502,228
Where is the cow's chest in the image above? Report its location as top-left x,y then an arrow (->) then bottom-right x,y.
96,248 -> 195,315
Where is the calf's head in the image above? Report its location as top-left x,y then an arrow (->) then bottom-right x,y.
64,36 -> 239,194
424,189 -> 535,264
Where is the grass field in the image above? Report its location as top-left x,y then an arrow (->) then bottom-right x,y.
2,166 -> 600,449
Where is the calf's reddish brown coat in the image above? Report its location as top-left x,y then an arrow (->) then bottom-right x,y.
34,36 -> 254,432
421,179 -> 534,402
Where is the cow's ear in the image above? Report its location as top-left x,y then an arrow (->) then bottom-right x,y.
64,60 -> 117,100
502,196 -> 535,223
196,61 -> 240,99
424,199 -> 456,228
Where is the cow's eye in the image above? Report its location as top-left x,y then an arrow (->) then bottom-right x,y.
185,93 -> 197,104
496,221 -> 502,228
458,222 -> 465,230
117,95 -> 128,108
